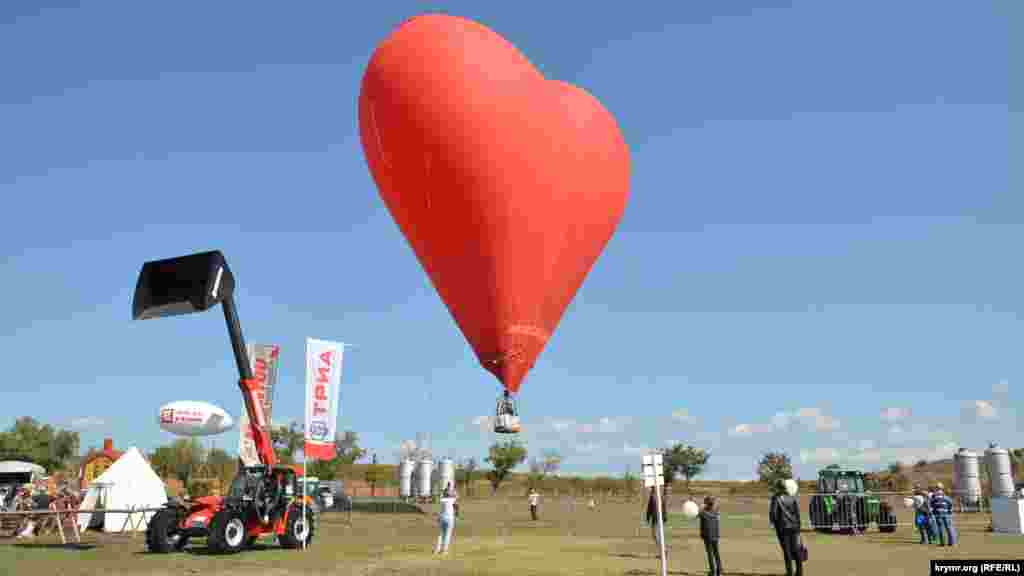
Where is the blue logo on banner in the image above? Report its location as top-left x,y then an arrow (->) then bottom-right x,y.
310,422 -> 329,440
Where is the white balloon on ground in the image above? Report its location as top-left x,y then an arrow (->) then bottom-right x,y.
682,500 -> 699,519
783,478 -> 798,497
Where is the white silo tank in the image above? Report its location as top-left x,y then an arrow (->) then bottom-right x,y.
439,458 -> 456,495
954,448 -> 982,505
399,459 -> 415,498
985,444 -> 1015,498
417,459 -> 434,498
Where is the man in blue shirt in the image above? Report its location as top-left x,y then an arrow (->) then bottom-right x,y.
929,482 -> 956,546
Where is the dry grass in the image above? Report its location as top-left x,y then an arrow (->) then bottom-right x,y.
1,495 -> 1020,576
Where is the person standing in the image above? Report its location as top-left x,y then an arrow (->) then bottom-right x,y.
912,486 -> 934,544
528,488 -> 539,520
930,482 -> 956,546
699,496 -> 722,576
769,479 -> 803,576
433,485 -> 457,555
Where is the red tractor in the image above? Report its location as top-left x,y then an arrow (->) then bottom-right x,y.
133,250 -> 317,554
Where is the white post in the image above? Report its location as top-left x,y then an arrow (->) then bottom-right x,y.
642,453 -> 668,576
302,459 -> 307,550
654,485 -> 667,574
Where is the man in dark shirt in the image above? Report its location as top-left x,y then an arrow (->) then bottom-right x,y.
769,479 -> 803,576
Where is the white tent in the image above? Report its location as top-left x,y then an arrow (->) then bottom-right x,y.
77,447 -> 168,532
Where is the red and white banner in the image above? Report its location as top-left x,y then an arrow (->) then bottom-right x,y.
238,344 -> 280,466
304,338 -> 344,461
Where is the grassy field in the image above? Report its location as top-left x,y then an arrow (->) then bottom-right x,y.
2,495 -> 1020,576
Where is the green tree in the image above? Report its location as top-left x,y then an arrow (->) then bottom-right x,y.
269,421 -> 304,464
334,431 -> 368,464
485,440 -> 527,494
458,457 -> 479,497
623,465 -> 638,497
149,438 -> 205,486
662,443 -> 710,491
0,417 -> 80,471
757,451 -> 794,488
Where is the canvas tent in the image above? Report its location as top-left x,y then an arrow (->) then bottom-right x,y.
77,447 -> 167,532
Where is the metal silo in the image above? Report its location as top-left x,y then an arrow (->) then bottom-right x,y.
985,444 -> 1015,498
399,459 -> 415,499
417,459 -> 434,498
954,448 -> 981,506
438,458 -> 456,495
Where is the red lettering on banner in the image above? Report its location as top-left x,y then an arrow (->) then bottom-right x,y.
314,406 -> 327,416
320,351 -> 332,366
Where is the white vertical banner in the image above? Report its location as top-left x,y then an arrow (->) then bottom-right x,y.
304,338 -> 344,461
238,344 -> 280,467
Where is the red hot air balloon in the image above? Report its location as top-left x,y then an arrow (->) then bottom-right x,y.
359,14 -> 630,433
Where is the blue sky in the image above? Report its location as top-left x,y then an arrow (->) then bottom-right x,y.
0,1 -> 1016,480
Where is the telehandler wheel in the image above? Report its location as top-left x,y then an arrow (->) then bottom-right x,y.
208,509 -> 247,554
145,509 -> 187,553
278,503 -> 315,549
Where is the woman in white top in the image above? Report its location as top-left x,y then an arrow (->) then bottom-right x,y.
434,485 -> 457,555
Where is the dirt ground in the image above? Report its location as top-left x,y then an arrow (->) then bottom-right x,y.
2,496 -> 1020,576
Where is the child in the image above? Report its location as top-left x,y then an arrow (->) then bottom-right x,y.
433,485 -> 457,555
699,496 -> 722,576
913,487 -> 933,544
528,488 -> 539,520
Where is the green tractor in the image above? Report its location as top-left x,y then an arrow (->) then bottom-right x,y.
808,465 -> 896,533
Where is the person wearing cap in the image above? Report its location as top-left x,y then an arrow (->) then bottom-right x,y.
930,482 -> 955,546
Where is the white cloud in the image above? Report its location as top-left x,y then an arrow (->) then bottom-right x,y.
70,416 -> 105,430
598,417 -> 621,433
550,419 -> 576,432
796,407 -> 821,419
578,423 -> 595,434
799,447 -> 841,464
727,423 -> 771,437
993,379 -> 1010,395
848,449 -> 884,464
623,442 -> 651,455
575,442 -> 601,454
974,400 -> 998,421
471,415 -> 495,433
857,439 -> 876,451
770,412 -> 792,429
671,409 -> 696,424
880,407 -> 911,422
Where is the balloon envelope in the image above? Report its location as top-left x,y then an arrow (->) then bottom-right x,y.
158,400 -> 234,437
359,14 -> 630,394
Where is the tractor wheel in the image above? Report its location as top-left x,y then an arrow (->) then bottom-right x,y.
207,509 -> 247,554
145,509 -> 187,553
278,503 -> 315,549
877,503 -> 897,533
809,496 -> 831,533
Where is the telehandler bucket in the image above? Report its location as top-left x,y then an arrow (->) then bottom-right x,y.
133,250 -> 235,320
132,250 -> 252,380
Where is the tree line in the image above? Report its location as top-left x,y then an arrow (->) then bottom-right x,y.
22,416 -> 1012,498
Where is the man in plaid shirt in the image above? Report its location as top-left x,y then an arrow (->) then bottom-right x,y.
929,482 -> 956,546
